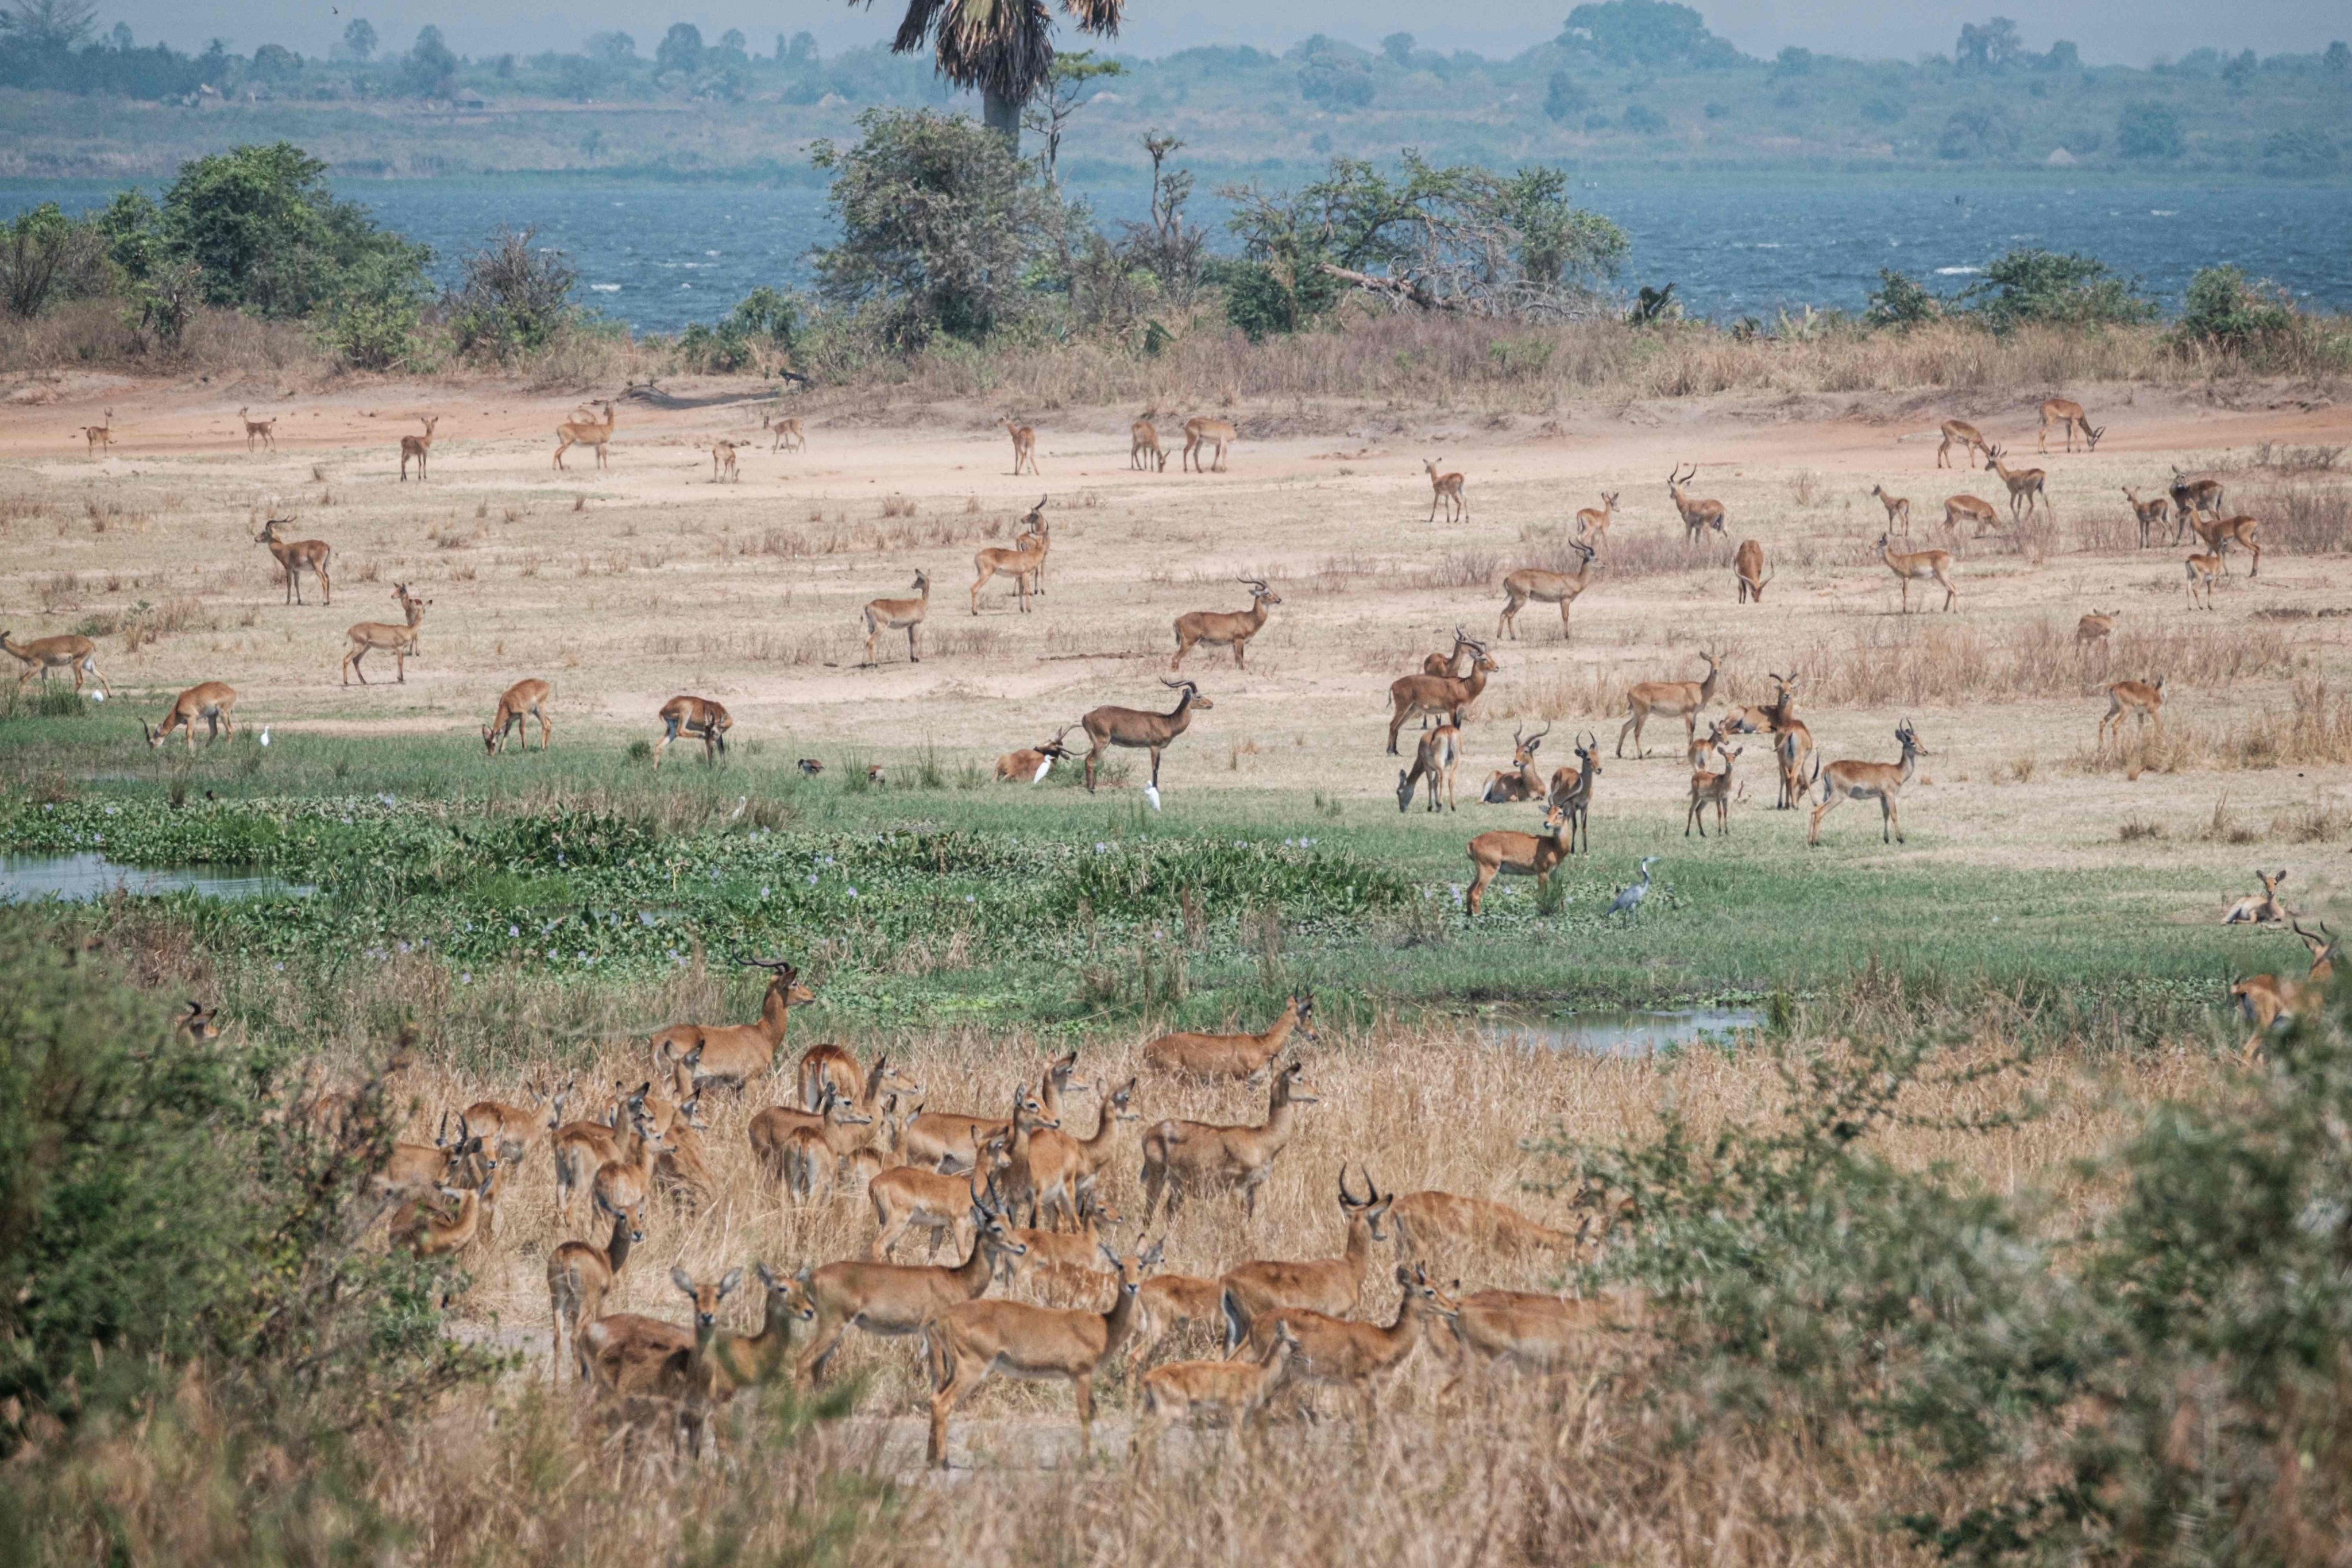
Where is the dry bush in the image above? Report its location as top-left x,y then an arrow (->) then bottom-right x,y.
1421,548 -> 1497,588
2240,481 -> 2351,555
2076,679 -> 2352,777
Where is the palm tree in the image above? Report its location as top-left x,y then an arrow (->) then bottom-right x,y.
851,0 -> 1125,149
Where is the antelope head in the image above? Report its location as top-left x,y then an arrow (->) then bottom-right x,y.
1897,719 -> 1926,754
1668,462 -> 1697,491
1039,724 -> 1075,759
1241,576 -> 1279,605
1161,676 -> 1213,711
2084,424 -> 2106,450
1338,1165 -> 1394,1239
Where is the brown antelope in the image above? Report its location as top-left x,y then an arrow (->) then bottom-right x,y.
1880,533 -> 1957,613
1465,801 -> 1573,916
1808,720 -> 1927,847
398,415 -> 438,481
1616,648 -> 1723,759
340,583 -> 428,685
1125,1268 -> 1231,1370
551,1086 -> 646,1230
2185,550 -> 2224,610
1130,419 -> 1166,471
481,678 -> 553,755
1016,496 -> 1051,593
375,1113 -> 484,1207
174,1001 -> 222,1041
1173,578 -> 1281,670
1424,458 -> 1467,523
866,1137 -> 1012,1260
651,953 -> 814,1096
646,1266 -> 743,1457
709,439 -> 742,481
764,412 -> 805,452
1441,1285 -> 1647,1392
1420,626 -> 1476,684
1480,724 -> 1550,805
795,1042 -> 918,1116
2231,921 -> 2339,1061
2124,487 -> 2170,547
1020,1077 -> 1140,1231
1001,1189 -> 1129,1288
1141,1322 -> 1300,1438
1184,416 -> 1238,473
1685,744 -> 1743,838
1686,715 -> 1730,774
1767,675 -> 1813,812
1943,492 -> 2001,536
902,1077 -> 1054,1175
1242,1264 -> 1457,1422
1221,1167 -> 1393,1355
1733,538 -> 1771,602
1080,677 -> 1212,793
590,1106 -> 670,1241
1386,1189 -> 1578,1267
999,416 -> 1039,476
2223,870 -> 2292,926
238,406 -> 277,451
2075,611 -> 2118,666
1937,418 -> 1991,468
653,695 -> 732,767
1574,491 -> 1620,549
996,725 -> 1075,784
1,631 -> 111,697
2096,677 -> 2165,752
1871,484 -> 1911,533
1666,462 -> 1725,540
549,1210 -> 638,1381
1397,721 -> 1462,814
1386,635 -> 1497,755
862,570 -> 930,665
992,1082 -> 1063,1229
2037,397 -> 2103,454
390,1165 -> 495,1259
1497,539 -> 1597,642
255,516 -> 331,607
1549,731 -> 1601,853
2170,468 -> 2225,537
461,1079 -> 551,1168
777,1090 -> 874,1204
682,1264 -> 818,1446
555,400 -> 617,470
970,522 -> 1046,615
1984,445 -> 2050,523
142,682 -> 237,750
1140,1059 -> 1315,1227
796,1181 -> 1028,1386
79,409 -> 114,453
654,1098 -> 717,1211
2193,512 -> 2263,577
1142,995 -> 1318,1080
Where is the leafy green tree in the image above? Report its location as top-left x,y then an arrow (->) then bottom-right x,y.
320,249 -> 427,369
2261,126 -> 2341,174
1955,16 -> 2022,72
398,23 -> 456,98
1022,49 -> 1123,187
1961,247 -> 2154,331
1381,32 -> 1414,68
2119,100 -> 2184,159
850,0 -> 1125,149
341,16 -> 376,61
449,224 -> 578,361
654,21 -> 702,75
587,30 -> 634,61
157,142 -> 429,319
1299,44 -> 1373,109
0,202 -> 72,316
251,42 -> 300,81
1558,0 -> 1743,67
2176,265 -> 2295,346
1865,268 -> 1941,330
1544,69 -> 1588,121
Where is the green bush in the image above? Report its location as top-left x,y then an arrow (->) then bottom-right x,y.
1864,267 -> 1941,330
1961,247 -> 2154,332
2176,265 -> 2297,349
149,142 -> 430,320
2119,100 -> 2185,159
449,225 -> 579,363
319,250 -> 428,370
2261,126 -> 2342,175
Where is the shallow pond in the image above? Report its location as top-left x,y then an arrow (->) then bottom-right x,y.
1482,1007 -> 1762,1057
0,853 -> 315,902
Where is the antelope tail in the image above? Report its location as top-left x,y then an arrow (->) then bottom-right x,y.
1220,1285 -> 1248,1359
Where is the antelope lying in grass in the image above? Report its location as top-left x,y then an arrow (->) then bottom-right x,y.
1480,724 -> 1549,804
995,724 -> 1075,783
2231,921 -> 2339,1061
799,1181 -> 1028,1386
1397,721 -> 1461,813
2223,869 -> 2292,926
1465,801 -> 1573,916
651,953 -> 815,1098
1142,995 -> 1317,1079
1808,720 -> 1927,847
1244,1264 -> 1458,1422
1221,1167 -> 1393,1357
1140,1060 -> 1315,1227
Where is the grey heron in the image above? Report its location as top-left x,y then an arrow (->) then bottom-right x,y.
1607,857 -> 1659,923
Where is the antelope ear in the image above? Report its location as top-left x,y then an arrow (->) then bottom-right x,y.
1141,1239 -> 1165,1268
756,1262 -> 777,1289
718,1268 -> 744,1299
671,1266 -> 695,1295
1395,1264 -> 1414,1287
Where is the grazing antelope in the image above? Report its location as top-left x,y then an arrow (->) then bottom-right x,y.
1496,539 -> 1597,642
1465,801 -> 1573,917
1880,533 -> 1957,613
797,1182 -> 1028,1387
1871,484 -> 1911,533
764,412 -> 805,452
142,682 -> 236,750
340,583 -> 428,685
1574,491 -> 1620,549
1937,418 -> 1991,468
1386,1189 -> 1578,1268
795,1041 -> 918,1116
1666,462 -> 1725,540
1943,492 -> 2002,537
999,416 -> 1039,476
1424,458 -> 1467,523
1173,577 -> 1281,670
1142,1322 -> 1301,1438
651,953 -> 814,1096
1130,419 -> 1166,471
255,517 -> 331,607
549,1210 -> 636,1381
1140,1060 -> 1316,1227
1480,724 -> 1550,805
2096,677 -> 2165,752
1221,1168 -> 1393,1357
2185,550 -> 2224,611
709,439 -> 742,481
2170,468 -> 2225,537
1019,1077 -> 1139,1231
555,400 -> 617,470
2231,921 -> 2338,1061
399,415 -> 438,481
1245,1264 -> 1457,1422
866,1136 -> 1012,1260
862,570 -> 930,665
922,1239 -> 1160,1467
653,695 -> 731,767
2223,870 -> 2292,926
1144,995 -> 1318,1080
1808,720 -> 1927,847
970,519 -> 1047,615
2075,611 -> 2118,666
79,409 -> 114,453
481,678 -> 553,755
996,724 -> 1075,784
1397,721 -> 1462,814
1442,1285 -> 1648,1392
1984,446 -> 2050,523
2125,487 -> 2169,547
1685,744 -> 1743,838
1080,677 -> 1211,793
1,631 -> 111,697
1733,538 -> 1771,602
2037,397 -> 2103,454
2193,512 -> 2264,578
1550,731 -> 1601,853
1616,648 -> 1722,759
238,406 -> 277,451
1386,634 -> 1497,754
1183,416 -> 1238,473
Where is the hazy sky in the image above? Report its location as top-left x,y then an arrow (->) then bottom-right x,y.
100,0 -> 2346,67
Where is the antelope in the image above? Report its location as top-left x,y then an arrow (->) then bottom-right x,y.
339,584 -> 428,685
1984,445 -> 2050,523
1424,458 -> 1466,523
1937,418 -> 1991,468
391,1165 -> 495,1260
996,725 -> 1075,784
478,678 -> 554,755
2231,921 -> 2338,1061
1126,1268 -> 1232,1371
776,1090 -> 873,1203
1766,675 -> 1812,812
1001,1189 -> 1130,1289
1016,496 -> 1051,593
1549,731 -> 1601,853
653,695 -> 731,767
902,1076 -> 1058,1174
1019,1077 -> 1140,1231
868,1134 -> 1013,1260
142,682 -> 237,750
555,400 -> 617,470
1173,577 -> 1281,671
1141,1322 -> 1301,1438
1871,484 -> 1911,533
2097,677 -> 2165,752
651,953 -> 814,1096
1666,462 -> 1725,540
1574,491 -> 1619,549
795,1041 -> 918,1116
174,1001 -> 222,1041
1142,995 -> 1318,1080
79,409 -> 114,453
1080,677 -> 1212,792
1386,1189 -> 1578,1268
1386,634 -> 1497,755
1616,648 -> 1722,759
1497,539 -> 1597,642
709,440 -> 741,481
551,1085 -> 647,1231
1140,1059 -> 1316,1227
765,412 -> 805,452
1243,1264 -> 1457,1422
1465,801 -> 1573,916
2125,487 -> 2169,547
2186,550 -> 2224,610
1397,721 -> 1462,813
795,1181 -> 1028,1386
233,406 -> 278,451
970,520 -> 1046,615
255,516 -> 331,607
1130,419 -> 1165,471
1480,724 -> 1550,805
2193,512 -> 2263,577
2170,468 -> 2225,536
547,1210 -> 636,1382
1441,1285 -> 1647,1392
684,1264 -> 818,1444
1184,416 -> 1238,473
2037,397 -> 2102,454
398,415 -> 438,481
999,416 -> 1039,475
1685,744 -> 1743,839
1,631 -> 111,697
648,1266 -> 742,1458
1808,720 -> 1927,847
1221,1167 -> 1393,1357
2075,611 -> 2118,666
991,1082 -> 1063,1229
375,1113 -> 484,1207
461,1079 -> 551,1168
2223,870 -> 2292,926
1734,538 -> 1771,602
1944,492 -> 2002,536
1420,626 -> 1476,683
863,570 -> 930,665
1880,533 -> 1957,613
590,1106 -> 670,1241
1686,716 -> 1730,774
654,1098 -> 716,1211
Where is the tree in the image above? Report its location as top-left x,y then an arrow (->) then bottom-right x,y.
0,0 -> 97,52
1021,49 -> 1123,188
718,28 -> 746,55
2040,40 -> 2080,71
251,43 -> 300,82
2118,101 -> 2184,159
399,24 -> 456,98
1544,70 -> 1588,122
1298,43 -> 1373,109
1558,1 -> 1742,68
2176,265 -> 2294,347
1960,247 -> 2154,331
1938,105 -> 2017,160
588,31 -> 635,62
1864,268 -> 1940,330
341,16 -> 376,61
2328,41 -> 2349,73
449,225 -> 578,362
1955,17 -> 2023,72
2261,127 -> 2341,175
851,0 -> 1125,149
0,203 -> 72,317
655,22 -> 703,76
156,141 -> 429,319
1381,32 -> 1413,68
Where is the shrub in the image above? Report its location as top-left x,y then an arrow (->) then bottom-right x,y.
1864,268 -> 1941,330
1623,103 -> 1667,134
320,249 -> 427,369
150,142 -> 430,320
1961,247 -> 2154,331
1938,105 -> 2018,160
2176,265 -> 2296,349
1543,69 -> 1588,121
449,225 -> 579,362
2261,126 -> 2341,175
2119,100 -> 2185,159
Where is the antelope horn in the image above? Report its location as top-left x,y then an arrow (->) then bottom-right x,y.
1338,1164 -> 1361,1204
1530,724 -> 1551,743
733,951 -> 794,971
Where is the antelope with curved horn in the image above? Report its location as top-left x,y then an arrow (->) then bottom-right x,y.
1396,720 -> 1461,813
1130,418 -> 1166,471
863,570 -> 930,665
1574,491 -> 1619,550
1144,994 -> 1318,1080
797,1179 -> 1028,1387
1879,533 -> 1957,613
2096,677 -> 2164,752
1685,744 -> 1743,838
340,583 -> 428,685
399,415 -> 438,481
1172,578 -> 1281,671
653,695 -> 731,767
1079,677 -> 1212,793
1465,801 -> 1572,917
2222,869 -> 2291,927
1183,416 -> 1237,473
482,678 -> 553,754
238,406 -> 277,451
1496,539 -> 1597,642
256,516 -> 331,607
1479,724 -> 1550,805
1240,1264 -> 1458,1422
999,416 -> 1039,476
650,953 -> 815,1096
996,724 -> 1076,784
1666,462 -> 1725,540
1548,731 -> 1600,853
2,631 -> 111,697
79,408 -> 114,453
1139,1060 -> 1315,1227
1871,484 -> 1911,533
1733,538 -> 1771,602
142,682 -> 235,750
970,515 -> 1047,616
1808,720 -> 1928,847
1984,445 -> 2050,523
1386,633 -> 1496,755
1424,458 -> 1466,523
1616,648 -> 1721,759
1937,418 -> 1991,469
1220,1167 -> 1393,1357
2124,488 -> 2169,548
2037,397 -> 2102,454
554,400 -> 616,470
2231,921 -> 2339,1061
